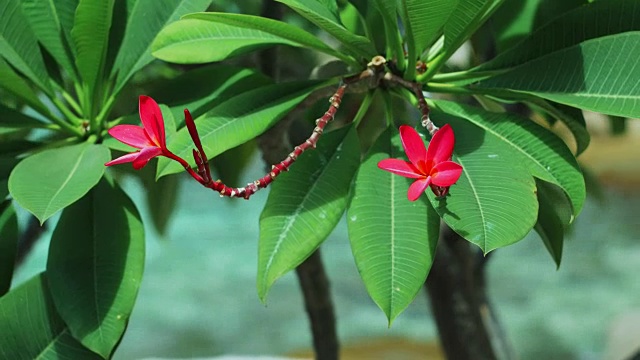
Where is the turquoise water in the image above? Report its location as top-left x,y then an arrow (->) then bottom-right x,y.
13,157 -> 640,359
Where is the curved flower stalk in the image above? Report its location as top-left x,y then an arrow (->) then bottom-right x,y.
105,83 -> 349,199
378,124 -> 463,201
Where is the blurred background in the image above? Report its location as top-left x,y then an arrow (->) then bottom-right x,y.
11,115 -> 640,360
8,0 -> 640,359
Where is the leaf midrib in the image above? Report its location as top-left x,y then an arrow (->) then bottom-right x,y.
455,155 -> 488,249
263,146 -> 343,284
41,148 -> 87,218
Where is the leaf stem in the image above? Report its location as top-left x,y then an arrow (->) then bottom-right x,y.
44,100 -> 84,137
352,91 -> 375,127
95,93 -> 118,134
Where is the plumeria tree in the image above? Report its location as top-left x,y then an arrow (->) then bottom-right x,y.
0,0 -> 638,359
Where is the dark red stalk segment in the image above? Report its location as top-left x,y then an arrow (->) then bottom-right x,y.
184,109 -> 212,181
182,83 -> 348,199
384,72 -> 438,135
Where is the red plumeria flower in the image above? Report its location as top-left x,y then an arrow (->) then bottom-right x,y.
105,95 -> 168,169
377,124 -> 463,201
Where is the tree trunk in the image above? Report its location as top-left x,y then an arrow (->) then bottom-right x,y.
425,226 -> 515,360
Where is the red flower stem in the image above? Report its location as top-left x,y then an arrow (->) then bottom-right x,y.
384,72 -> 438,136
164,151 -> 206,184
191,83 -> 348,199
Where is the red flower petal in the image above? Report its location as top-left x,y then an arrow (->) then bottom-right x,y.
399,125 -> 427,171
132,147 -> 163,169
139,95 -> 166,149
426,124 -> 455,165
407,177 -> 431,201
431,160 -> 463,187
108,125 -> 154,149
378,159 -> 422,179
105,152 -> 140,167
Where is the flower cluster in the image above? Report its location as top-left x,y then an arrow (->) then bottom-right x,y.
377,124 -> 463,201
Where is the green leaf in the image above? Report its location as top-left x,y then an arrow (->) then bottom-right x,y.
0,58 -> 48,115
347,127 -> 439,323
403,0 -> 457,54
258,126 -> 360,301
372,0 -> 402,69
276,0 -> 376,60
148,64 -> 271,121
0,274 -> 101,359
71,0 -> 114,102
443,0 -> 493,53
53,0 -> 79,56
0,57 -> 48,114
47,177 -> 144,358
182,12 -> 358,66
153,18 -> 310,64
110,0 -> 211,95
481,0 -> 640,70
427,99 -> 585,252
8,142 -> 111,223
476,32 -> 640,118
0,0 -> 52,94
21,0 -> 77,80
534,179 -> 572,268
0,200 -> 18,296
156,80 -> 326,178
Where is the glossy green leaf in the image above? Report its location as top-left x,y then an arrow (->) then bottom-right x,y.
443,0 -> 493,53
476,32 -> 640,118
47,177 -> 144,358
0,200 -> 18,296
276,0 -> 376,60
403,0 -> 457,54
153,18 -> 323,64
53,0 -> 79,56
0,0 -> 52,94
21,0 -> 77,80
534,179 -> 572,268
427,100 -> 585,252
0,274 -> 101,359
9,142 -> 111,223
481,0 -> 640,70
258,126 -> 360,301
347,127 -> 439,323
149,64 -> 271,121
156,80 -> 326,178
110,0 -> 211,94
182,12 -> 357,66
71,0 -> 114,100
